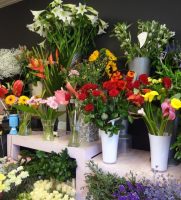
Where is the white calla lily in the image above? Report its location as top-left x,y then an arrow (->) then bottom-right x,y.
137,32 -> 148,48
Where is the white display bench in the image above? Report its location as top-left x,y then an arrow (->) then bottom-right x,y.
7,132 -> 102,200
92,149 -> 181,181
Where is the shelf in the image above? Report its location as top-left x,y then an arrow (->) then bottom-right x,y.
92,149 -> 181,180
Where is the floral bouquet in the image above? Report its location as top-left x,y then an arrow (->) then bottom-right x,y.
112,20 -> 175,63
76,71 -> 135,135
127,74 -> 181,136
27,0 -> 108,67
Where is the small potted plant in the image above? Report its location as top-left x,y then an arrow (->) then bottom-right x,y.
112,20 -> 175,78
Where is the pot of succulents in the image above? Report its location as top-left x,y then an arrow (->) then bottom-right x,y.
112,20 -> 175,79
78,71 -> 134,163
127,74 -> 181,171
15,89 -> 70,141
27,0 -> 108,68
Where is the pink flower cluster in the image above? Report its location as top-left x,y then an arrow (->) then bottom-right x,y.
161,99 -> 176,120
27,90 -> 70,109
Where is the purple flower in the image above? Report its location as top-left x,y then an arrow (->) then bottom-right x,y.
119,185 -> 126,193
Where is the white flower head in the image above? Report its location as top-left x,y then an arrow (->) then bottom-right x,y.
86,14 -> 98,25
31,10 -> 44,21
76,3 -> 87,15
50,0 -> 63,7
87,6 -> 98,15
138,108 -> 146,116
98,19 -> 109,34
137,32 -> 148,48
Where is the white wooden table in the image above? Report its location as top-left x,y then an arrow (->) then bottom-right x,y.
7,132 -> 102,200
92,149 -> 181,181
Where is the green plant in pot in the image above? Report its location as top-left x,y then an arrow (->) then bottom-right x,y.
112,20 -> 175,78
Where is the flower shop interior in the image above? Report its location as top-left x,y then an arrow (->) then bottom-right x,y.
0,0 -> 181,199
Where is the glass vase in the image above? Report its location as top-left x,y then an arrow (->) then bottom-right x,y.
41,119 -> 55,141
68,101 -> 80,147
19,113 -> 32,136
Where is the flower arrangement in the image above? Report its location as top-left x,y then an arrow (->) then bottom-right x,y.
112,20 -> 175,62
17,179 -> 75,200
27,0 -> 108,67
127,74 -> 181,135
77,71 -> 135,134
0,165 -> 29,193
67,48 -> 119,90
0,48 -> 21,80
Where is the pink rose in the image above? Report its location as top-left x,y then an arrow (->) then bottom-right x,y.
55,90 -> 70,105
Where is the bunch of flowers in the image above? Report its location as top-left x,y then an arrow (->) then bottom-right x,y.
112,20 -> 175,62
17,179 -> 75,200
76,71 -> 135,134
0,80 -> 24,113
0,165 -> 29,193
0,48 -> 21,80
67,48 -> 118,91
15,89 -> 71,121
27,0 -> 108,67
127,74 -> 181,135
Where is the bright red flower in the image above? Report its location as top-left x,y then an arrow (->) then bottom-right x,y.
126,90 -> 133,97
84,104 -> 94,112
92,90 -> 102,97
65,92 -> 71,101
132,80 -> 140,89
78,93 -> 87,101
139,74 -> 149,85
0,85 -> 8,98
127,94 -> 144,107
117,80 -> 126,90
142,88 -> 151,94
12,80 -> 23,97
103,80 -> 117,90
109,89 -> 119,97
81,83 -> 98,91
162,77 -> 172,89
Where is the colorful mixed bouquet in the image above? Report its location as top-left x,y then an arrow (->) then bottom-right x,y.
76,71 -> 135,134
27,0 -> 108,67
127,74 -> 181,135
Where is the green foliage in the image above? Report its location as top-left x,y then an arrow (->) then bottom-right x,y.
16,193 -> 32,200
171,134 -> 181,160
20,149 -> 77,182
85,161 -> 126,200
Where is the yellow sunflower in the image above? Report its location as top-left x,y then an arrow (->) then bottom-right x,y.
18,96 -> 30,105
105,49 -> 117,61
88,50 -> 99,62
5,95 -> 17,106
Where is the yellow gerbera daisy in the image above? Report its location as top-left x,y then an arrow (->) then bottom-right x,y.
171,98 -> 181,110
105,49 -> 117,61
5,95 -> 16,106
18,96 -> 30,105
88,50 -> 99,62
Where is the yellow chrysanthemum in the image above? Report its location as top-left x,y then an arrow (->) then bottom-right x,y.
142,91 -> 159,102
171,98 -> 181,110
0,174 -> 6,181
5,95 -> 16,106
106,61 -> 117,71
0,183 -> 5,192
88,50 -> 99,62
18,96 -> 30,105
105,49 -> 117,61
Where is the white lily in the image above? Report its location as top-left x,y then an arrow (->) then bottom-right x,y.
100,19 -> 109,30
50,0 -> 63,7
87,6 -> 98,15
138,108 -> 146,116
76,3 -> 87,15
137,32 -> 148,48
31,10 -> 44,21
86,14 -> 98,25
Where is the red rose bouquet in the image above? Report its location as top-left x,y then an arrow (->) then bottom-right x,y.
127,74 -> 181,136
77,71 -> 135,135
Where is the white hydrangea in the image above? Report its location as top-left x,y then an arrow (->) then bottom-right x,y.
0,48 -> 21,79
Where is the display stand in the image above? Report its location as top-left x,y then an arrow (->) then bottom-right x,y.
7,132 -> 102,200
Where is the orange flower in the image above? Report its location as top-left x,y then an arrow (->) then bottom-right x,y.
48,53 -> 54,65
29,58 -> 44,73
55,49 -> 59,62
142,88 -> 151,94
111,71 -> 122,81
34,73 -> 46,79
127,70 -> 135,78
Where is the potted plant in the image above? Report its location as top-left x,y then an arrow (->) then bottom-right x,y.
76,71 -> 134,163
127,74 -> 181,171
112,20 -> 175,78
27,0 -> 108,68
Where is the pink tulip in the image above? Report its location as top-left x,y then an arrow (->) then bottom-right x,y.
55,90 -> 70,105
161,100 -> 176,120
